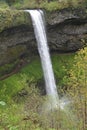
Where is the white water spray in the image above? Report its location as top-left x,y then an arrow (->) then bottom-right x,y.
24,10 -> 78,129
26,10 -> 59,109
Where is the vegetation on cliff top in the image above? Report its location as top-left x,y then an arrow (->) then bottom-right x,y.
0,0 -> 87,32
0,1 -> 29,32
5,0 -> 87,10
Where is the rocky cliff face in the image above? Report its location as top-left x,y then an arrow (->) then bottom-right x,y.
0,8 -> 87,65
46,8 -> 87,52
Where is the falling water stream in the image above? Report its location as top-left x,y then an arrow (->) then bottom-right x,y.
24,10 -> 79,129
25,10 -> 76,112
24,9 -> 80,129
26,10 -> 59,109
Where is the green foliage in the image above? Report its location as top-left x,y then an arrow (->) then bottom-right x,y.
64,47 -> 87,95
0,0 -> 85,11
0,84 -> 78,130
0,53 -> 74,101
40,1 -> 63,11
63,47 -> 87,130
0,0 -> 9,9
0,0 -> 86,32
1,53 -> 85,130
52,53 -> 74,86
0,94 -> 82,130
0,8 -> 29,32
0,82 -> 43,130
9,0 -> 86,11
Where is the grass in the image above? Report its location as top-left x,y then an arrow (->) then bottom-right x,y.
52,53 -> 74,85
0,53 -> 75,102
0,102 -> 84,130
0,52 -> 87,130
0,85 -> 79,130
0,84 -> 85,130
21,53 -> 75,82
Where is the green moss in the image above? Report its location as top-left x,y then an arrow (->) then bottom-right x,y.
0,53 -> 75,102
7,45 -> 26,60
20,53 -> 75,84
0,8 -> 30,32
0,0 -> 86,32
10,0 -> 86,11
0,75 -> 24,102
52,53 -> 75,85
0,60 -> 18,77
0,45 -> 27,77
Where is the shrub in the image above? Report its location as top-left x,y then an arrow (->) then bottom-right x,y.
63,47 -> 87,130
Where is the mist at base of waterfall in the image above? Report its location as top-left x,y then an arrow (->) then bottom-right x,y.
25,9 -> 60,110
25,9 -> 82,129
41,95 -> 71,111
40,95 -> 80,130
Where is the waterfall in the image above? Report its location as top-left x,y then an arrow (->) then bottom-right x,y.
24,10 -> 78,129
26,10 -> 59,109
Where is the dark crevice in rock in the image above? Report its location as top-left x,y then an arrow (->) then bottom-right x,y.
48,19 -> 87,35
0,8 -> 87,65
0,24 -> 33,36
60,18 -> 87,25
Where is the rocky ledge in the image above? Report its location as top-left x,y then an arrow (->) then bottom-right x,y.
0,8 -> 87,65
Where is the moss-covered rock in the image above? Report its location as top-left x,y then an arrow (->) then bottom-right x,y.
0,7 -> 87,66
0,43 -> 27,65
0,60 -> 18,77
0,9 -> 31,32
0,0 -> 87,77
0,0 -> 87,32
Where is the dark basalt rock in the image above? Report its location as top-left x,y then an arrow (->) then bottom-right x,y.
0,8 -> 87,65
47,22 -> 87,52
46,8 -> 87,25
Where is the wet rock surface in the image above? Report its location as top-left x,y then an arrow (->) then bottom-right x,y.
0,8 -> 87,65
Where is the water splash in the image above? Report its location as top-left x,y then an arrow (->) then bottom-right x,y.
25,10 -> 71,111
25,9 -> 59,109
25,10 -> 79,129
